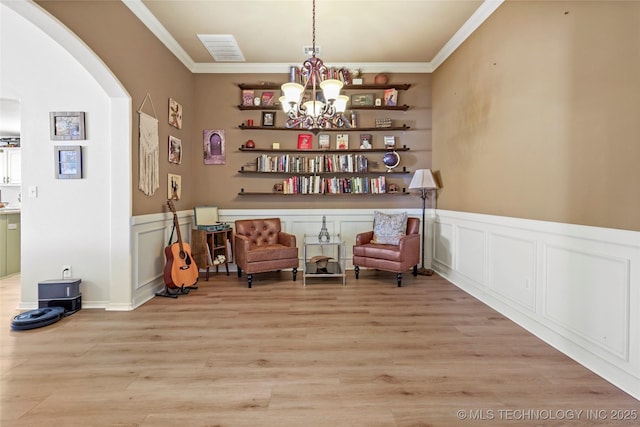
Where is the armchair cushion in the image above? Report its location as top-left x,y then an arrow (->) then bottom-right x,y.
371,211 -> 408,245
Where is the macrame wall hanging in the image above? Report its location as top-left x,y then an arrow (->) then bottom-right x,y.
137,93 -> 159,196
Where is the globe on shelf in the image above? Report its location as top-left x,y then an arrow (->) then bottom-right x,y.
382,151 -> 400,172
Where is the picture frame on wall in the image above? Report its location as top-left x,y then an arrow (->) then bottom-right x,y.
262,111 -> 275,127
169,98 -> 183,129
49,112 -> 86,140
168,173 -> 182,200
203,129 -> 226,165
54,145 -> 82,179
168,136 -> 182,164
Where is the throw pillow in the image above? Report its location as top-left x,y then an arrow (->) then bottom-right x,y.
372,211 -> 408,245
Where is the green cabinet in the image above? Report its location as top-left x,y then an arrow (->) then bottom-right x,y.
0,213 -> 20,277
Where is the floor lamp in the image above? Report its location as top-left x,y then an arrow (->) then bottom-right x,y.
409,169 -> 438,276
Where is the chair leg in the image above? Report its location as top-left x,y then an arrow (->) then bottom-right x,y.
247,274 -> 252,288
292,268 -> 298,281
397,272 -> 402,287
237,268 -> 242,278
412,265 -> 418,276
354,266 -> 360,279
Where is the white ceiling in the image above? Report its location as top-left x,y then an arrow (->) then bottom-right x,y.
0,0 -> 505,136
127,0 -> 504,73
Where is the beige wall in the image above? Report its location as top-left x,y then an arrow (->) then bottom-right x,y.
36,2 -> 433,215
190,73 -> 433,210
432,0 -> 640,231
38,0 -> 195,216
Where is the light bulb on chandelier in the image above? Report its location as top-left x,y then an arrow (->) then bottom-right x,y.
280,0 -> 351,133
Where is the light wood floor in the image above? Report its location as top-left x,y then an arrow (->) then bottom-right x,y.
1,271 -> 638,426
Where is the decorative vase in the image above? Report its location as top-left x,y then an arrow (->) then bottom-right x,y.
374,73 -> 389,85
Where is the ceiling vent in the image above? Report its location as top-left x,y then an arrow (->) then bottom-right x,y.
197,34 -> 245,62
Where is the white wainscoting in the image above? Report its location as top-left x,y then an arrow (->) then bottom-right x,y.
432,209 -> 640,401
131,208 -> 425,307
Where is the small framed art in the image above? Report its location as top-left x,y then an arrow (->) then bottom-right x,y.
203,129 -> 225,165
262,111 -> 275,127
168,173 -> 182,200
169,98 -> 183,129
168,136 -> 182,164
351,93 -> 374,106
54,145 -> 82,179
50,112 -> 86,140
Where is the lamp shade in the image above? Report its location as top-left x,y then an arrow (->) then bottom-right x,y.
279,96 -> 292,113
302,100 -> 325,117
281,82 -> 304,104
334,95 -> 349,113
409,169 -> 437,190
319,79 -> 343,101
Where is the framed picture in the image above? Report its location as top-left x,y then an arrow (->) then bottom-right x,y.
336,134 -> 349,150
49,112 -> 86,140
262,111 -> 275,127
359,134 -> 372,149
54,145 -> 82,179
384,89 -> 398,106
169,98 -> 183,129
242,89 -> 254,107
297,133 -> 313,150
203,129 -> 226,165
351,93 -> 374,106
168,136 -> 182,164
261,91 -> 275,106
384,135 -> 396,148
168,173 -> 182,200
318,134 -> 330,149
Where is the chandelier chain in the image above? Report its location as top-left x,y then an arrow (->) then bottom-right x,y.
312,0 -> 316,56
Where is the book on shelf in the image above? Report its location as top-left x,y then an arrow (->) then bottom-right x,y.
383,88 -> 398,106
242,90 -> 254,107
297,133 -> 313,150
261,91 -> 275,106
318,134 -> 330,149
336,134 -> 349,150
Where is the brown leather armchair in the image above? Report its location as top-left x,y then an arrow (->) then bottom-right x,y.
234,218 -> 298,288
352,217 -> 420,287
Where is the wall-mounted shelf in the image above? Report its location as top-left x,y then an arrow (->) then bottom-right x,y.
238,169 -> 411,176
239,147 -> 410,153
238,190 -> 410,196
238,124 -> 411,132
238,83 -> 412,91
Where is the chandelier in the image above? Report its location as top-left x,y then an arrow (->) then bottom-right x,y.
279,0 -> 350,132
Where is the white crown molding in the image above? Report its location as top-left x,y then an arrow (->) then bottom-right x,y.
191,62 -> 435,74
430,0 -> 505,71
122,0 -> 196,70
122,0 -> 503,75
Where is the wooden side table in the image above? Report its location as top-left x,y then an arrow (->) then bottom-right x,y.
191,228 -> 233,280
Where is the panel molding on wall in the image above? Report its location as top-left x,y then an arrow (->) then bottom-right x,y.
131,208 -> 425,308
431,209 -> 640,401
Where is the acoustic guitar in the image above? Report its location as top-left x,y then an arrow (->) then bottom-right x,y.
163,199 -> 199,289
